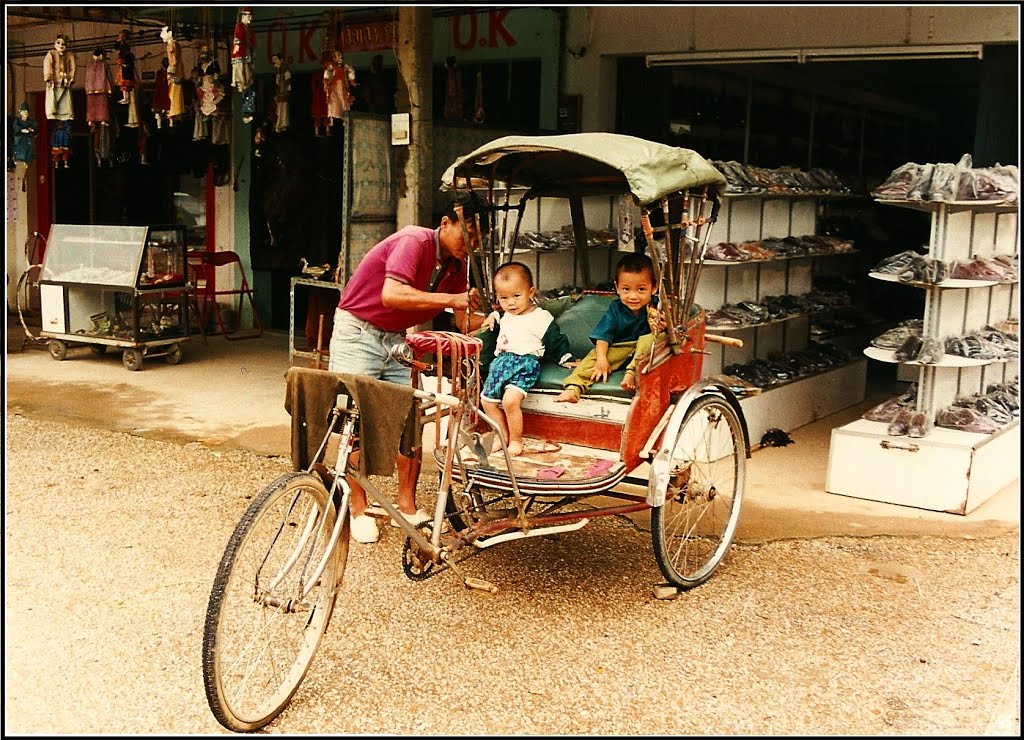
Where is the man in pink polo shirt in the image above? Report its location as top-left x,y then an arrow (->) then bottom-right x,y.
329,194 -> 486,543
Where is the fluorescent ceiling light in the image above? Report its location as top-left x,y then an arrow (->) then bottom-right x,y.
646,44 -> 983,67
646,49 -> 801,67
802,44 -> 983,62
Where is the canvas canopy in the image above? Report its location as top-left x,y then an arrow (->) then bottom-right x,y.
440,133 -> 727,204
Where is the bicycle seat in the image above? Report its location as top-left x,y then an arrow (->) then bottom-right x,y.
406,331 -> 482,356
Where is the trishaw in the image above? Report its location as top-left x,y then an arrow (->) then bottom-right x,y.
202,133 -> 750,732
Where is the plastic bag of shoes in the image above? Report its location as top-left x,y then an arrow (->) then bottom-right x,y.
894,334 -> 924,362
887,408 -> 912,436
935,407 -> 1001,434
863,398 -> 910,423
917,336 -> 945,364
906,411 -> 932,438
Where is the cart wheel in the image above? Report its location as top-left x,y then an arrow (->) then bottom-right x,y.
164,343 -> 184,365
90,344 -> 107,355
48,339 -> 68,361
122,348 -> 144,371
651,395 -> 745,590
202,472 -> 349,732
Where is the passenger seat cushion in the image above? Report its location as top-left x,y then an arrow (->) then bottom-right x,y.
552,294 -> 615,360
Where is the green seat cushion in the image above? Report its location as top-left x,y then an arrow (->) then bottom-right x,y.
533,361 -> 630,398
552,293 -> 615,360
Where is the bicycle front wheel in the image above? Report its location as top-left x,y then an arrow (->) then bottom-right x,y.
202,472 -> 349,732
652,395 -> 745,590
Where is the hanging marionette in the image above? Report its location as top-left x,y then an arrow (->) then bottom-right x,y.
272,52 -> 291,133
311,51 -> 330,137
85,47 -> 113,127
90,116 -> 114,167
443,56 -> 463,121
152,56 -> 171,129
161,26 -> 185,127
12,102 -> 39,165
43,34 -> 76,122
51,121 -> 71,168
192,44 -> 224,141
232,7 -> 256,123
114,29 -> 136,105
323,48 -> 357,130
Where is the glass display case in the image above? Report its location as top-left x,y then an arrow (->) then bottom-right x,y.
38,224 -> 190,371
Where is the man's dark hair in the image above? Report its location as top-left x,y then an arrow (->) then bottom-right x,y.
615,253 -> 656,283
441,191 -> 490,237
493,261 -> 534,288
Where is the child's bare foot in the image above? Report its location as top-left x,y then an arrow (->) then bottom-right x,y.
507,440 -> 524,456
554,388 -> 580,403
621,371 -> 636,391
491,436 -> 504,454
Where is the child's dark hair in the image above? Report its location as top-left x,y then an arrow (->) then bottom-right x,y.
615,253 -> 656,283
493,261 -> 534,288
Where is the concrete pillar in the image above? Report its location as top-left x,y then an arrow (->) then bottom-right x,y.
394,6 -> 434,228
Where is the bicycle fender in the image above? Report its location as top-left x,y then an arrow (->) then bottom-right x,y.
646,379 -> 749,507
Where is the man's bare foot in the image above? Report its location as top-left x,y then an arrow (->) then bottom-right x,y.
507,440 -> 524,456
554,389 -> 580,403
621,371 -> 636,391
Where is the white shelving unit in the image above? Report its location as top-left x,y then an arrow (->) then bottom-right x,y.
827,198 -> 1019,514
696,193 -> 868,444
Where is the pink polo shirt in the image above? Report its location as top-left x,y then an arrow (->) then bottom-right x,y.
338,225 -> 469,333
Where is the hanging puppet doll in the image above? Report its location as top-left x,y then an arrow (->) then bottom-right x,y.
232,7 -> 256,123
443,56 -> 463,121
12,102 -> 39,165
192,44 -> 224,141
152,56 -> 171,129
310,52 -> 330,137
114,29 -> 136,105
272,53 -> 291,133
85,47 -> 113,125
323,49 -> 357,130
162,26 -> 185,127
43,34 -> 76,123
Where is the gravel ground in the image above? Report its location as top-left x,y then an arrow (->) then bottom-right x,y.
4,413 -> 1019,735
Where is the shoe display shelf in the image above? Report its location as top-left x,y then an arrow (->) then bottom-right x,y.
696,191 -> 868,445
827,198 -> 1019,514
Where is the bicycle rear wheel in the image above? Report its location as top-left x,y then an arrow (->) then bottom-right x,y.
202,472 -> 349,732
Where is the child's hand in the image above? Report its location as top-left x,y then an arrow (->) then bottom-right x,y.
648,306 -> 667,332
590,357 -> 611,382
480,311 -> 499,332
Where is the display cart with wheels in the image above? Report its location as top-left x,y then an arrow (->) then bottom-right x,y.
37,224 -> 191,371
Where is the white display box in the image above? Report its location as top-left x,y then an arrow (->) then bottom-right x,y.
739,358 -> 867,446
826,418 -> 1020,515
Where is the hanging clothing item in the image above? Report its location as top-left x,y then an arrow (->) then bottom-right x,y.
43,48 -> 76,121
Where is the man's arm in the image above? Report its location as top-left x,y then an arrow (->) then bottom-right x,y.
381,277 -> 480,313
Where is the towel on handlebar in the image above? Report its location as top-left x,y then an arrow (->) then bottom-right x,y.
284,367 -> 418,475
